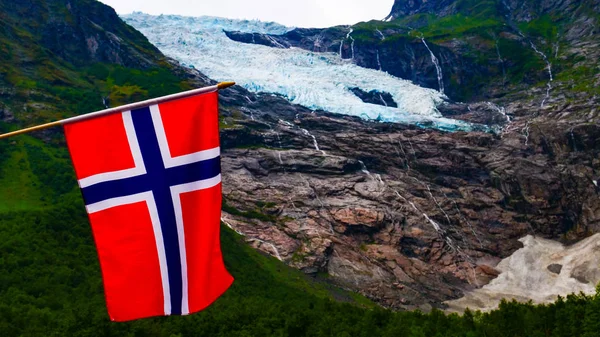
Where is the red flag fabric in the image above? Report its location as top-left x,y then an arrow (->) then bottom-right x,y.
64,91 -> 233,322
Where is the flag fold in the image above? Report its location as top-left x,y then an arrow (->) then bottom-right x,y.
64,91 -> 233,322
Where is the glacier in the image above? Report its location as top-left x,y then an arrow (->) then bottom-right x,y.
124,13 -> 480,132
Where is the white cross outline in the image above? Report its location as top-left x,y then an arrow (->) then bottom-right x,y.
82,104 -> 221,316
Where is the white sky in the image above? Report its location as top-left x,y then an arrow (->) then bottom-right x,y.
98,0 -> 394,28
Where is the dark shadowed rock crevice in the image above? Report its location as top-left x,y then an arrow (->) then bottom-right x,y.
349,88 -> 398,107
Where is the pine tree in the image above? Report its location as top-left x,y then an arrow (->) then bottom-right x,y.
462,308 -> 476,332
583,284 -> 600,337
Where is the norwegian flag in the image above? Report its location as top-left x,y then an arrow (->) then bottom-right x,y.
64,91 -> 233,322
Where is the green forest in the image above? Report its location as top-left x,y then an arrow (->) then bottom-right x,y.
1,189 -> 600,336
0,133 -> 599,336
1,0 -> 600,335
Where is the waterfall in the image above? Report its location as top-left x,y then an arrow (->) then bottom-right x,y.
554,32 -> 560,58
358,160 -> 374,179
487,102 -> 510,124
395,191 -> 440,231
278,119 -> 326,155
570,128 -> 577,152
398,140 -> 410,170
421,37 -> 445,95
421,181 -> 482,258
375,174 -> 385,186
542,83 -> 552,108
399,178 -> 484,285
338,28 -> 355,60
273,131 -> 285,165
423,183 -> 452,225
486,102 -> 511,136
523,122 -> 531,146
221,218 -> 246,236
394,191 -> 457,252
379,94 -> 388,107
267,35 -> 286,49
346,28 -> 355,60
313,34 -> 323,51
278,119 -> 294,128
272,122 -> 334,236
241,106 -> 255,121
244,96 -> 255,120
422,211 -> 443,233
407,139 -> 417,161
250,238 -> 283,261
376,28 -> 385,40
357,160 -> 385,193
300,128 -> 326,155
495,40 -> 507,85
376,50 -> 383,71
403,180 -> 485,273
528,41 -> 553,108
306,179 -> 335,235
345,28 -> 353,41
452,201 -> 484,249
388,135 -> 411,170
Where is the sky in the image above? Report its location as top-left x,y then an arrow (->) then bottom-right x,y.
98,0 -> 395,28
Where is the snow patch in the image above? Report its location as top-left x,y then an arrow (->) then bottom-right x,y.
445,234 -> 600,313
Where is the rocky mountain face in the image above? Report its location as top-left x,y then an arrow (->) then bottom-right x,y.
384,0 -> 458,19
386,0 -> 600,23
0,0 -> 196,127
1,0 -> 599,312
227,0 -> 600,103
213,0 -> 600,309
0,0 -> 160,68
216,87 -> 600,310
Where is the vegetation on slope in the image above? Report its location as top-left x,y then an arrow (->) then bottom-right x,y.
0,0 -> 192,129
1,0 -> 600,336
1,181 -> 600,336
350,0 -> 599,100
1,131 -> 599,337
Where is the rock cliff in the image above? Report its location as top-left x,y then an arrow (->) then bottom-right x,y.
210,0 -> 600,309
215,82 -> 599,309
1,0 -> 599,311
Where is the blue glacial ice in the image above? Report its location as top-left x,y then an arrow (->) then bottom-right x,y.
124,13 -> 480,132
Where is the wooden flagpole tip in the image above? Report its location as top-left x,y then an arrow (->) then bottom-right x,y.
0,83 -> 229,140
217,81 -> 236,90
0,120 -> 63,140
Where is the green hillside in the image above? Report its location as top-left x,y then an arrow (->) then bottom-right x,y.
1,147 -> 599,337
1,0 -> 600,336
351,0 -> 600,101
0,0 -> 192,130
1,189 -> 600,337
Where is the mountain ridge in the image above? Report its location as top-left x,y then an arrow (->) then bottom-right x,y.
0,0 -> 599,328
226,0 -> 600,106
127,1 -> 600,311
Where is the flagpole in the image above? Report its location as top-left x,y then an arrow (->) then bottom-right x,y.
0,81 -> 236,140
